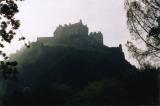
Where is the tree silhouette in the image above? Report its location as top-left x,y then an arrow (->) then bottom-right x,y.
125,0 -> 160,67
0,0 -> 24,79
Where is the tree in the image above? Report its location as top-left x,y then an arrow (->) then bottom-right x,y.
124,0 -> 160,68
0,0 -> 24,79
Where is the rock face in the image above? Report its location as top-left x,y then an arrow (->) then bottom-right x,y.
36,20 -> 103,48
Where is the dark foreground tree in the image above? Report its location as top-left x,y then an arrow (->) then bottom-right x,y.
0,0 -> 24,79
125,0 -> 160,68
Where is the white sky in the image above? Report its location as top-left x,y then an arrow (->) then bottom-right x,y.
3,0 -> 134,64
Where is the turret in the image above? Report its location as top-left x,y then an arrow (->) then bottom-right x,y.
119,44 -> 122,51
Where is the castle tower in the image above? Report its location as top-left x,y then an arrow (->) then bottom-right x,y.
89,31 -> 103,46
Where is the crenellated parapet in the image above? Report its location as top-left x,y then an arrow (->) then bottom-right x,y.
89,31 -> 103,45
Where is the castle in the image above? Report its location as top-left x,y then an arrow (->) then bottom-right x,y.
37,20 -> 104,48
9,20 -> 125,64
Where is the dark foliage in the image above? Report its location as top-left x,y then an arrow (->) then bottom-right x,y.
125,0 -> 160,67
0,0 -> 25,79
1,45 -> 159,105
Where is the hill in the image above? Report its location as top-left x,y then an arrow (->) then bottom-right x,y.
2,21 -> 159,105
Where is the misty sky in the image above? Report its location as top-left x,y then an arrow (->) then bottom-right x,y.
3,0 -> 132,62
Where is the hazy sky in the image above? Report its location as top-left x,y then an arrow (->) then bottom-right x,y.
3,0 -> 132,62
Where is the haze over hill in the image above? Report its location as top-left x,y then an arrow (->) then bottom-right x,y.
2,21 -> 159,105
